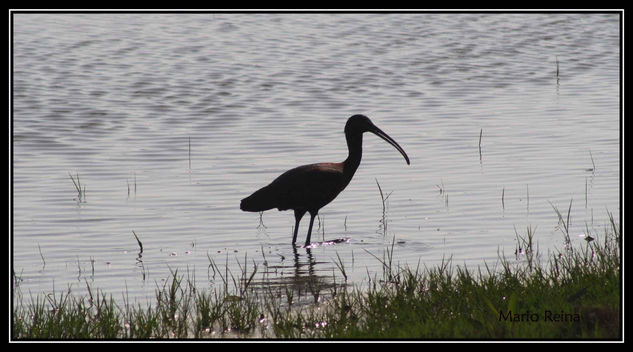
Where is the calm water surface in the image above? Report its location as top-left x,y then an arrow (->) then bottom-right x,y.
12,13 -> 620,305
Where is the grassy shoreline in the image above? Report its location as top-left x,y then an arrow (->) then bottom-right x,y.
12,215 -> 621,340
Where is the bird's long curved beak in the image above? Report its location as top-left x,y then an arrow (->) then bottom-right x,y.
370,125 -> 410,165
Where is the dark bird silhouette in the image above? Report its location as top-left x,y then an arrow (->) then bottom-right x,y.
240,114 -> 410,247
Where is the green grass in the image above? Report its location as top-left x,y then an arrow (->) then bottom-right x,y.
12,214 -> 620,340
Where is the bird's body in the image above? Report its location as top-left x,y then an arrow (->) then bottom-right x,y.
241,114 -> 409,246
240,162 -> 348,213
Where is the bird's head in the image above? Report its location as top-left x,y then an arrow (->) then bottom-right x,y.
344,114 -> 374,134
345,114 -> 410,165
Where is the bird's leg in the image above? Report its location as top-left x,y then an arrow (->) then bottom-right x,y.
304,211 -> 317,247
292,209 -> 306,245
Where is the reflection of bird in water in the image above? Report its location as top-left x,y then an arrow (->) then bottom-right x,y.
241,114 -> 410,247
255,246 -> 349,305
293,246 -> 316,278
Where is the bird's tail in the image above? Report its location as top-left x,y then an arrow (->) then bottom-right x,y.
240,187 -> 276,212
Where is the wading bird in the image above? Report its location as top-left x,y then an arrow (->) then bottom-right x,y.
240,114 -> 410,247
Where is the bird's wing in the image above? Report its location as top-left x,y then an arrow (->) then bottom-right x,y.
272,163 -> 346,211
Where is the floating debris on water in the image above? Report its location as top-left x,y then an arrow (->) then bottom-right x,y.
303,237 -> 351,249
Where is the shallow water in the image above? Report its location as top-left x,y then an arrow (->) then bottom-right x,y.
12,12 -> 620,305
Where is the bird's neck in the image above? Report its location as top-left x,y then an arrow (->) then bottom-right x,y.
343,132 -> 363,178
